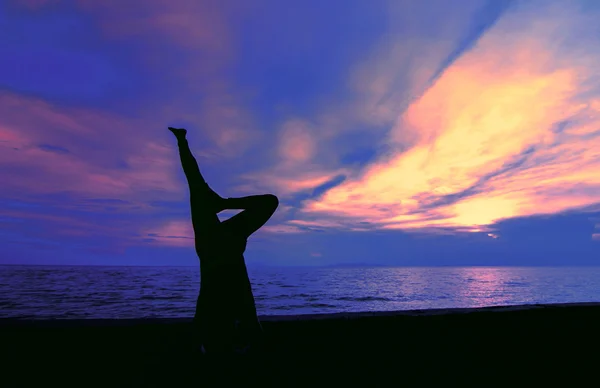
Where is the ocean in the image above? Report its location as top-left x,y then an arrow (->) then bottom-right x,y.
1,265 -> 599,319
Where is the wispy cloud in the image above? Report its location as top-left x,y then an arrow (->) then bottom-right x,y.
1,0 -> 261,252
141,220 -> 195,247
0,93 -> 181,202
4,0 -> 600,265
241,0 -> 517,233
297,1 -> 600,234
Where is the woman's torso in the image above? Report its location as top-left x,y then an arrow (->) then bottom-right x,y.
195,226 -> 250,299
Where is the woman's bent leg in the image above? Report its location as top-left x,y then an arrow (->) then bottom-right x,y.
220,194 -> 279,240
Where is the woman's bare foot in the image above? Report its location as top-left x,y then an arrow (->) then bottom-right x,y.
168,127 -> 187,138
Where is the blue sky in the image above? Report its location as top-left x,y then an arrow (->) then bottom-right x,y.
1,0 -> 600,267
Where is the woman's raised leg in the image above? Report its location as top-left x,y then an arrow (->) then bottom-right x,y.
168,127 -> 222,231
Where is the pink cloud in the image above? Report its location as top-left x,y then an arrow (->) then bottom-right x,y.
0,93 -> 182,202
11,0 -> 261,161
3,0 -> 270,252
0,90 -> 195,253
141,220 -> 195,248
278,119 -> 317,165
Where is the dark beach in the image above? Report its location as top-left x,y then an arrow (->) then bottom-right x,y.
3,302 -> 599,387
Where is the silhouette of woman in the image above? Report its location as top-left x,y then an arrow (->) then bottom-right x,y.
168,127 -> 278,355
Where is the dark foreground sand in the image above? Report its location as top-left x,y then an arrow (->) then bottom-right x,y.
3,303 -> 600,387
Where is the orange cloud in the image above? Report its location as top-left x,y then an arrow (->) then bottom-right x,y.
302,2 -> 600,233
348,0 -> 493,129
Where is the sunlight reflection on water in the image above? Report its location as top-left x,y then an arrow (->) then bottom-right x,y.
1,265 -> 599,319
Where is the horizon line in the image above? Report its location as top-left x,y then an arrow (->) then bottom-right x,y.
2,263 -> 600,268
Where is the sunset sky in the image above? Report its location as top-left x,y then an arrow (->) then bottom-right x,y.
2,0 -> 600,267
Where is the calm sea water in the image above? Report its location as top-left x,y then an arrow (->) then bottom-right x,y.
1,265 -> 599,319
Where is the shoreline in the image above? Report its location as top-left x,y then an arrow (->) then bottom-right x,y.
2,301 -> 599,326
4,302 -> 600,386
